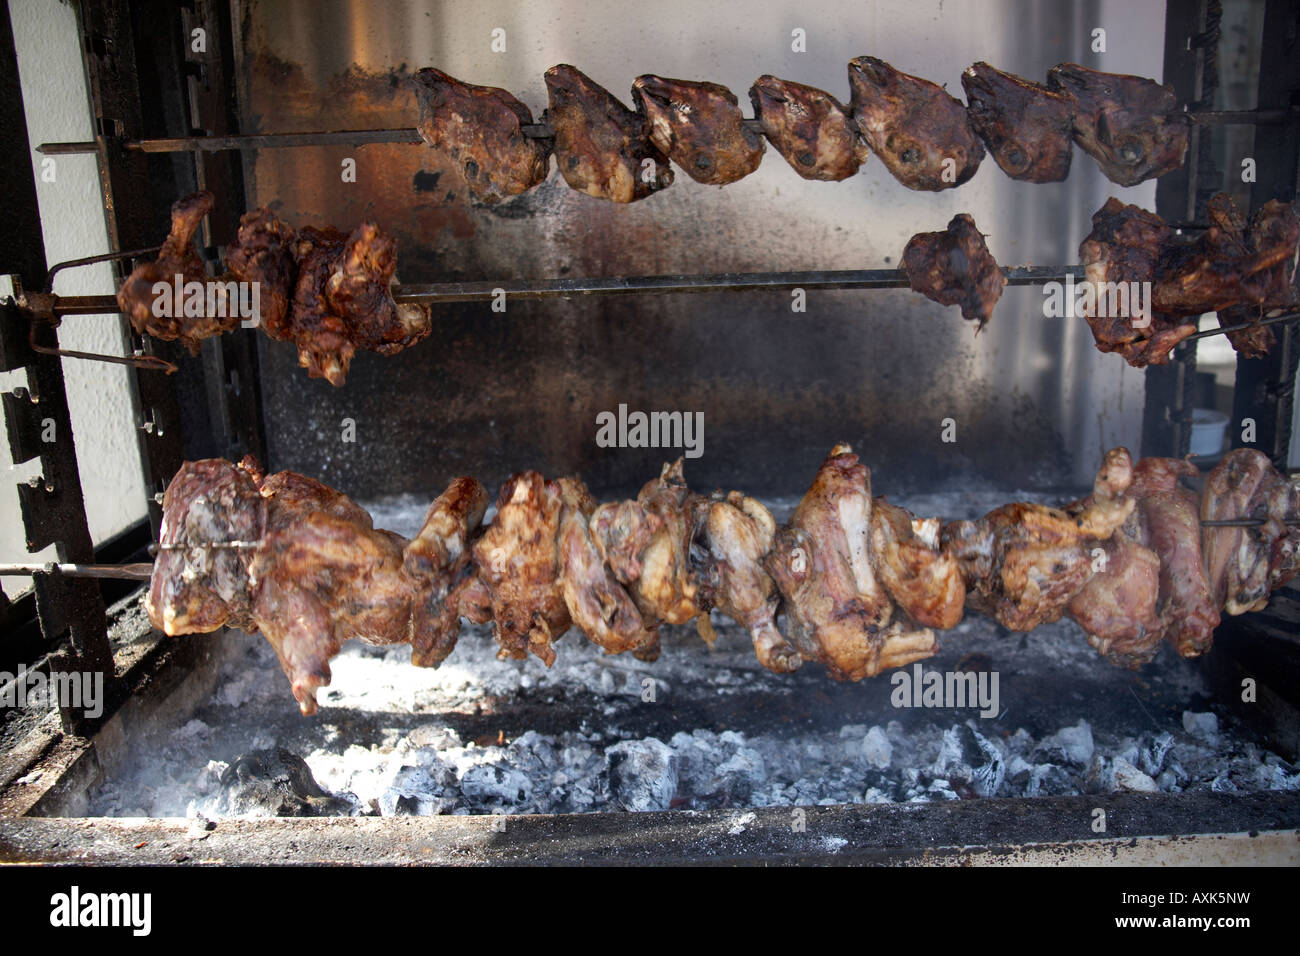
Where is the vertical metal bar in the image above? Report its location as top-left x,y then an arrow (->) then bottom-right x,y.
0,3 -> 121,733
1229,0 -> 1300,468
1144,0 -> 1213,461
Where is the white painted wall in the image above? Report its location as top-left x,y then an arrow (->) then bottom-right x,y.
2,0 -> 147,597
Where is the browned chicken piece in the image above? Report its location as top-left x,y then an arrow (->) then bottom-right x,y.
901,213 -> 1006,329
470,472 -> 587,666
961,62 -> 1074,183
413,67 -> 552,204
631,75 -> 764,185
248,468 -> 420,715
943,450 -> 1135,631
848,57 -> 984,191
1079,197 -> 1196,368
1216,199 -> 1300,358
557,491 -> 660,660
1064,448 -> 1163,666
286,223 -> 432,386
1202,450 -> 1300,617
749,75 -> 869,181
544,64 -> 673,202
224,207 -> 296,339
1047,63 -> 1188,187
692,490 -> 800,673
145,457 -> 265,637
764,445 -> 937,682
1125,457 -> 1218,658
117,191 -> 235,353
870,499 -> 965,629
1154,194 -> 1300,318
404,476 -> 490,668
590,459 -> 702,629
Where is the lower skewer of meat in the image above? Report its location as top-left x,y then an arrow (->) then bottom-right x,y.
145,445 -> 1300,713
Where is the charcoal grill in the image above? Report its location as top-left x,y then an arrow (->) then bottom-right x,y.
1,0 -> 1299,866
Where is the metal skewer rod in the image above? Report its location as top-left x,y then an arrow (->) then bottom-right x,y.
0,562 -> 154,581
1188,309 -> 1300,341
32,104 -> 1300,155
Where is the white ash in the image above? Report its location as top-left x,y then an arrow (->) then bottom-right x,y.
79,488 -> 1300,819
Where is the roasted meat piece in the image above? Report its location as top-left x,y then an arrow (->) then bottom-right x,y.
1154,194 -> 1300,318
870,499 -> 965,629
403,476 -> 490,668
1216,199 -> 1300,357
1047,63 -> 1188,186
764,445 -> 937,681
1078,198 -> 1195,367
224,207 -> 296,339
286,223 -> 432,386
471,472 -> 585,665
145,457 -> 265,637
544,64 -> 673,202
1127,457 -> 1218,658
750,75 -> 868,181
1065,448 -> 1163,666
943,450 -> 1135,631
116,191 -> 235,352
631,75 -> 764,185
248,468 -> 420,714
1202,450 -> 1300,616
413,67 -> 552,204
848,56 -> 984,191
558,491 -> 660,660
960,62 -> 1074,183
590,459 -> 702,629
692,490 -> 799,673
901,213 -> 1006,328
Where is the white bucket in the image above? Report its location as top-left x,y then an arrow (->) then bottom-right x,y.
1189,408 -> 1229,457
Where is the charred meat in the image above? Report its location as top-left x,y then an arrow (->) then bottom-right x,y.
117,191 -> 235,352
224,207 -> 297,339
848,56 -> 984,191
1047,63 -> 1188,187
901,213 -> 1006,329
413,67 -> 552,204
632,75 -> 764,185
544,64 -> 673,202
764,444 -> 937,681
750,75 -> 868,181
961,62 -> 1074,183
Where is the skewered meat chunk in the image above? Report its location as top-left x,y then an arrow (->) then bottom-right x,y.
544,64 -> 673,202
1078,198 -> 1194,367
146,457 -> 265,636
404,476 -> 490,667
1216,199 -> 1300,357
870,499 -> 965,629
413,67 -> 551,204
961,62 -> 1074,183
1066,448 -> 1162,666
1154,194 -> 1300,317
902,213 -> 1006,328
943,450 -> 1135,631
1126,457 -> 1218,658
764,444 -> 937,681
848,57 -> 984,191
224,207 -> 296,339
692,491 -> 800,673
1047,63 -> 1188,186
471,472 -> 587,665
117,191 -> 236,352
286,223 -> 432,386
749,75 -> 868,181
631,75 -> 764,185
590,459 -> 702,628
1202,450 -> 1300,616
558,494 -> 660,660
